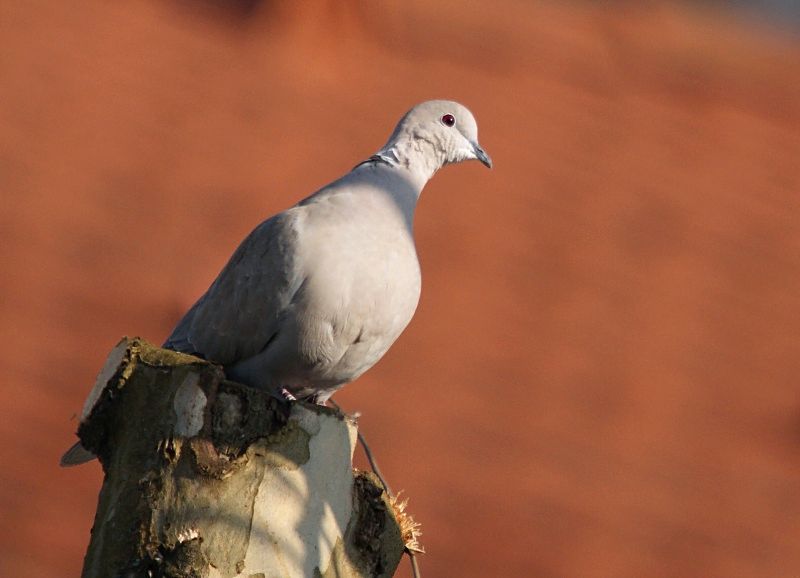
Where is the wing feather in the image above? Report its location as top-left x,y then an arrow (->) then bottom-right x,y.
164,210 -> 303,365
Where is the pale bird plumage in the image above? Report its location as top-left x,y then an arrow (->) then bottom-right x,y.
61,99 -> 490,466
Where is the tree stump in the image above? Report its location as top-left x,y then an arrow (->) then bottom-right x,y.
71,337 -> 404,578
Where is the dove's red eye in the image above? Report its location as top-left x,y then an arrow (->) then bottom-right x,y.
441,114 -> 456,127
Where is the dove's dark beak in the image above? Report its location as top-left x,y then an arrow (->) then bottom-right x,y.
472,142 -> 492,169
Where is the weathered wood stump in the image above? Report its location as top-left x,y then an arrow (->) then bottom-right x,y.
71,337 -> 404,578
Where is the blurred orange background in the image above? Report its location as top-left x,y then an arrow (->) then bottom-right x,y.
2,1 -> 800,576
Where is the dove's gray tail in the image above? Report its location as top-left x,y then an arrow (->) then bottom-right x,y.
60,441 -> 96,467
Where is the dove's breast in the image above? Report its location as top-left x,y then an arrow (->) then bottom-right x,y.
253,183 -> 422,399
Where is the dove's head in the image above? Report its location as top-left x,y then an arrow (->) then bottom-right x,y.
378,100 -> 492,178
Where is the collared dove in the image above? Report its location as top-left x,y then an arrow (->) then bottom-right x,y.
165,99 -> 491,401
61,100 -> 490,466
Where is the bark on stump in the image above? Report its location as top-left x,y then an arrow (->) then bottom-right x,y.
73,337 -> 404,578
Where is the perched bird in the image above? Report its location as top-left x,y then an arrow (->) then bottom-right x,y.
164,99 -> 491,403
61,100 -> 490,466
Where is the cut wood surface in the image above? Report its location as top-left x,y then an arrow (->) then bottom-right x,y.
76,338 -> 403,578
